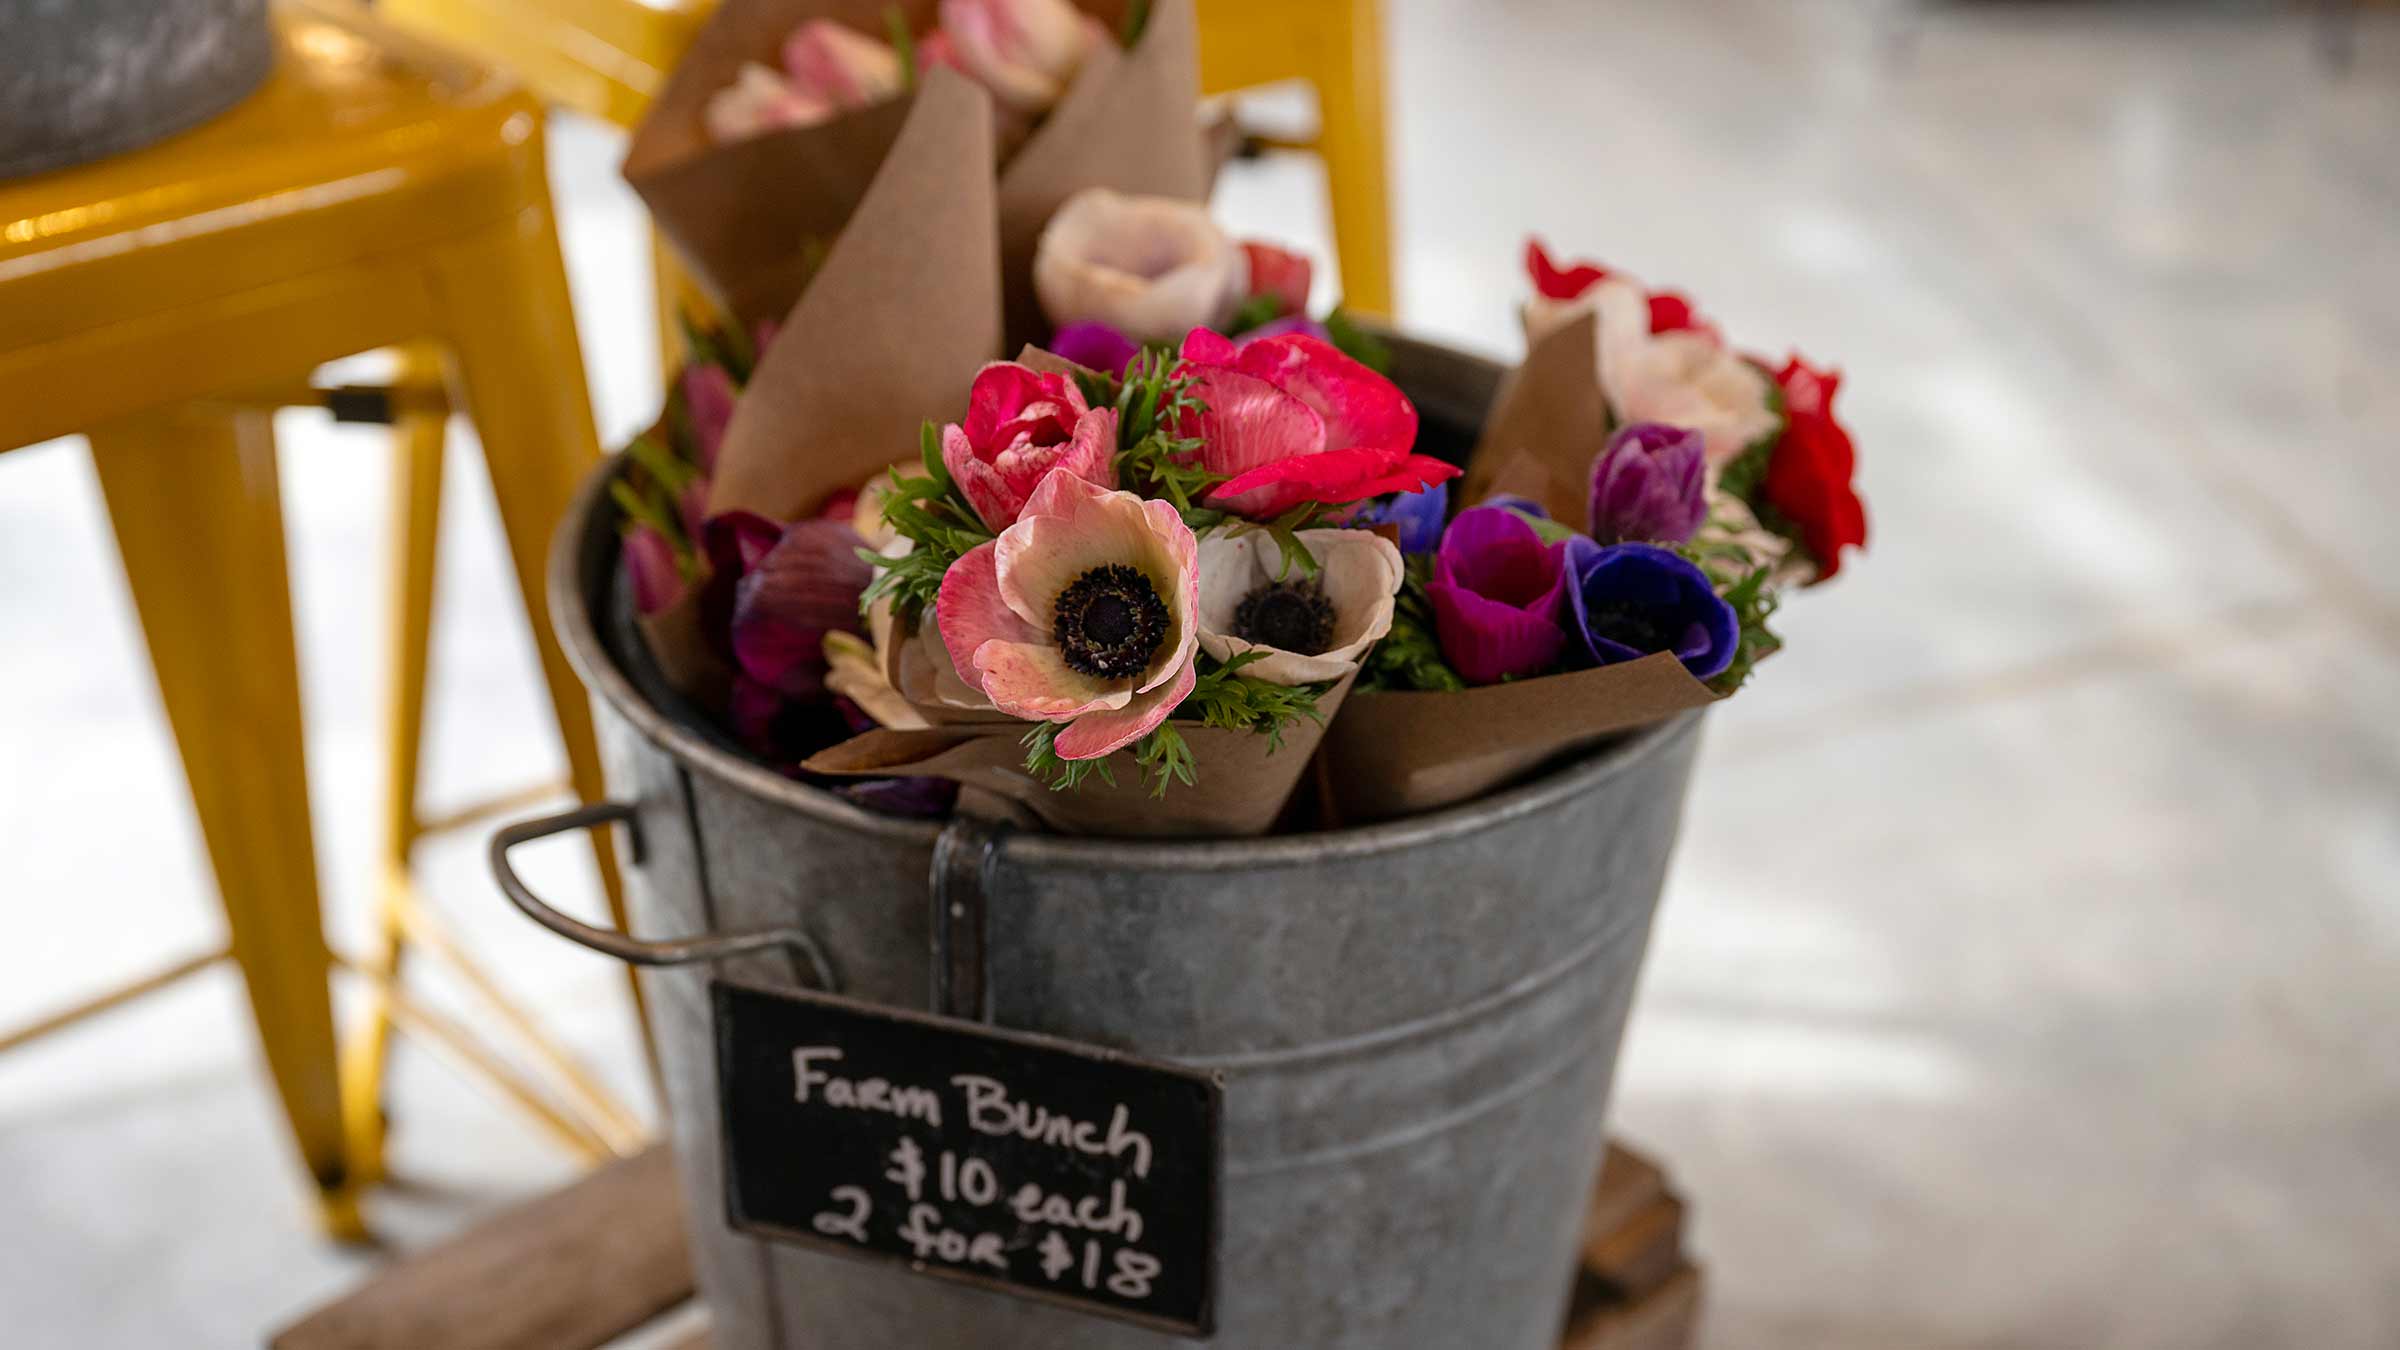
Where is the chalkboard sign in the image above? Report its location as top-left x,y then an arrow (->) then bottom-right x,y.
712,980 -> 1222,1336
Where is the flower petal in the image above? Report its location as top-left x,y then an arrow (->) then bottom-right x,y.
622,524 -> 688,617
1177,363 -> 1326,484
997,471 -> 1174,630
1054,656 -> 1196,760
1428,579 -> 1568,685
935,540 -> 1042,699
729,519 -> 871,696
973,640 -> 1127,720
1229,334 -> 1417,455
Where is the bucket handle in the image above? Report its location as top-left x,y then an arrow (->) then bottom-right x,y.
488,802 -> 837,991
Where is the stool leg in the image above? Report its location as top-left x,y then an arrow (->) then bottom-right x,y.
86,407 -> 362,1239
341,345 -> 451,1189
1314,0 -> 1396,317
430,212 -> 655,1076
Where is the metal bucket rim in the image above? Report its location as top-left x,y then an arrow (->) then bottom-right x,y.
551,372 -> 1702,872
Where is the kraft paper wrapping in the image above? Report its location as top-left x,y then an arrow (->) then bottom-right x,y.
1458,309 -> 1606,522
1323,311 -> 1719,823
804,673 -> 1356,837
624,0 -> 1205,339
703,67 -> 1001,524
1324,655 -> 1715,824
993,0 -> 1208,348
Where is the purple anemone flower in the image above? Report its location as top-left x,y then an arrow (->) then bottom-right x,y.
1589,422 -> 1706,545
1372,478 -> 1450,554
728,517 -> 871,698
1562,538 -> 1739,679
1048,321 -> 1142,377
1426,504 -> 1570,684
1235,314 -> 1332,346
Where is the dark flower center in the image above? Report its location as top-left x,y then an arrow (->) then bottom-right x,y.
1054,564 -> 1168,679
1582,600 -> 1678,655
1232,580 -> 1335,654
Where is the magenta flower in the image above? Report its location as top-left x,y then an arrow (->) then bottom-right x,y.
1171,328 -> 1453,520
1234,314 -> 1331,347
1048,321 -> 1142,377
1589,422 -> 1706,545
1426,504 -> 1570,684
623,523 -> 689,616
681,362 -> 736,475
941,361 -> 1119,531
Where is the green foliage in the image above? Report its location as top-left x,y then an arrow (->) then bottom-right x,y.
1223,293 -> 1284,338
1714,375 -> 1785,505
885,7 -> 916,89
1107,349 -> 1230,520
1706,563 -> 1783,695
676,311 -> 758,388
856,421 -> 995,627
1177,653 -> 1330,748
1361,555 -> 1465,692
1323,306 -> 1391,373
1017,654 -> 1332,797
1022,721 -> 1117,792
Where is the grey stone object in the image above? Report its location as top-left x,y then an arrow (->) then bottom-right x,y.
0,0 -> 272,180
506,334 -> 1707,1348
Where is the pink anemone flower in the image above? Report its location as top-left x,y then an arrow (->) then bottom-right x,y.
936,469 -> 1200,760
940,361 -> 1118,531
1171,328 -> 1458,520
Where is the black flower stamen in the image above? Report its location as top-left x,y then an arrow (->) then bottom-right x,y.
1054,564 -> 1168,678
1232,580 -> 1336,655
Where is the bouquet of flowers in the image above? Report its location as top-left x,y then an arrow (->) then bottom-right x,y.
1322,240 -> 1867,820
625,0 -> 1207,336
611,0 -> 1867,836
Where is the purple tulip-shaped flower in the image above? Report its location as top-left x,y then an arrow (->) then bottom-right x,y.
681,362 -> 737,475
1048,321 -> 1142,377
1589,422 -> 1707,545
1562,537 -> 1739,679
1372,478 -> 1450,554
1427,504 -> 1571,684
1235,314 -> 1333,347
622,523 -> 688,617
728,517 -> 872,698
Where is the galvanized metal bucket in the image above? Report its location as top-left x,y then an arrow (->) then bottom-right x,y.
0,0 -> 274,180
492,335 -> 1705,1349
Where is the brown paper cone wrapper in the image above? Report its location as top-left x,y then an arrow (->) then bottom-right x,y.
625,0 -> 962,327
1322,655 -> 1715,824
1460,309 -> 1606,521
705,67 -> 1002,523
996,0 -> 1209,348
804,672 -> 1357,837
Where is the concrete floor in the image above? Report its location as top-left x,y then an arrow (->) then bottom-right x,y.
3,1 -> 2397,1346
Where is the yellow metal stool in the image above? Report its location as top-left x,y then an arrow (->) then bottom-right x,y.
378,0 -> 722,363
0,0 -> 644,1235
1197,0 -> 1396,317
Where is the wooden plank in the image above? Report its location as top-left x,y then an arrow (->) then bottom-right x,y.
1584,1143 -> 1667,1254
1583,1193 -> 1686,1301
271,1148 -> 691,1350
1561,1263 -> 1703,1350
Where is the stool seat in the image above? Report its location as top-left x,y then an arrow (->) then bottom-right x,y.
1,13 -> 535,366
